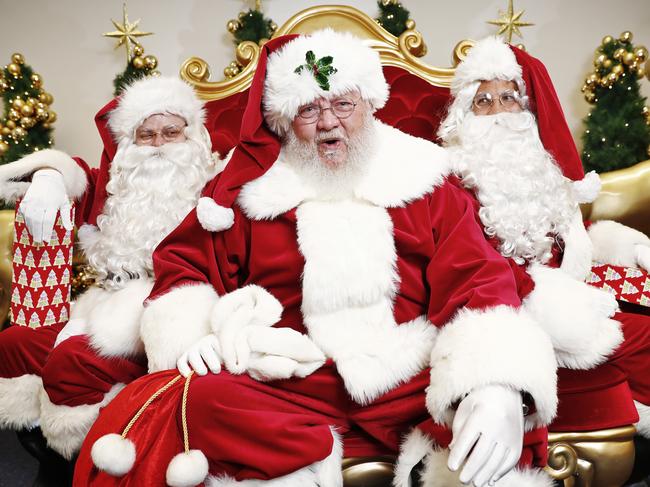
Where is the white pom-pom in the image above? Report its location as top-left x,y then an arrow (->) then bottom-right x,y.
196,197 -> 235,232
572,170 -> 601,204
166,449 -> 209,487
91,433 -> 136,476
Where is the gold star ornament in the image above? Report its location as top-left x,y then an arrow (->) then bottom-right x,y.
103,3 -> 153,63
487,0 -> 534,43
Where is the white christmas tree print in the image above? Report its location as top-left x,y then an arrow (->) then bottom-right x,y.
59,307 -> 69,323
49,232 -> 60,246
18,269 -> 28,286
13,247 -> 23,265
20,229 -> 31,245
44,309 -> 55,326
16,309 -> 26,326
11,288 -> 21,304
15,211 -> 24,224
62,232 -> 72,246
22,290 -> 34,308
37,290 -> 49,308
60,268 -> 70,285
29,271 -> 43,289
28,312 -> 40,328
39,250 -> 52,268
24,250 -> 36,268
54,249 -> 66,267
46,270 -> 58,288
51,288 -> 63,306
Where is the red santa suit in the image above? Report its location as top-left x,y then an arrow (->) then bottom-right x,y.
0,76 -> 217,458
77,31 -> 557,487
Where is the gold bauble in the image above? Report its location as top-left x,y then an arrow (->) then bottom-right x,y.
227,19 -> 240,33
12,127 -> 26,139
623,51 -> 636,65
42,123 -> 50,130
12,98 -> 24,109
634,46 -> 648,63
581,84 -> 589,93
11,53 -> 24,65
1,127 -> 10,136
42,92 -> 53,105
594,54 -> 607,66
638,67 -> 646,79
603,59 -> 613,69
5,121 -> 16,130
20,117 -> 35,129
35,107 -> 48,121
30,73 -> 42,88
20,104 -> 34,117
620,31 -> 633,43
132,56 -> 145,69
144,55 -> 157,69
8,109 -> 20,121
613,48 -> 626,60
405,19 -> 416,30
133,45 -> 144,57
7,63 -> 21,76
585,92 -> 596,103
602,35 -> 614,46
238,11 -> 246,20
646,60 -> 650,81
612,64 -> 624,75
588,73 -> 599,84
0,141 -> 9,155
0,80 -> 8,92
47,111 -> 57,123
607,72 -> 618,83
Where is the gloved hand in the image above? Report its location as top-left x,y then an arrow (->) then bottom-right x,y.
448,384 -> 524,487
176,334 -> 222,377
18,169 -> 73,244
635,244 -> 650,272
53,319 -> 87,348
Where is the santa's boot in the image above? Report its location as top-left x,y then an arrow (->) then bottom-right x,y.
16,426 -> 73,487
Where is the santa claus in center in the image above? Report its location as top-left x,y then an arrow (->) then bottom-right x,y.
0,76 -> 219,475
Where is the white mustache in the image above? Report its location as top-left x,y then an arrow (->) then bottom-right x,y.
461,111 -> 536,140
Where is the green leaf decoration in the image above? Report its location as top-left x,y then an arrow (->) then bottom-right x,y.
294,51 -> 338,91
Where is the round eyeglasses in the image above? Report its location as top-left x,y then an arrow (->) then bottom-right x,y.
297,97 -> 360,123
135,123 -> 187,145
472,90 -> 522,113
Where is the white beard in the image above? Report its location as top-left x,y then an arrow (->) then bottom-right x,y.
281,114 -> 378,199
79,140 -> 211,290
452,111 -> 577,264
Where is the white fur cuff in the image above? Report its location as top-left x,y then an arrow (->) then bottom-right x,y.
588,220 -> 650,267
0,149 -> 88,203
427,305 -> 557,430
142,283 -> 219,372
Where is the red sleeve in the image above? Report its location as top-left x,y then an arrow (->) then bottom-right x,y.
426,181 -> 522,325
71,156 -> 100,227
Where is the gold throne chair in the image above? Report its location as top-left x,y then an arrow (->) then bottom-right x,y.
177,4 -> 641,487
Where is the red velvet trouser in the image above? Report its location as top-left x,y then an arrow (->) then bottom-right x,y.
0,322 -> 147,407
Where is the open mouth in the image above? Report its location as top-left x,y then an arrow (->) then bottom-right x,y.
318,137 -> 343,151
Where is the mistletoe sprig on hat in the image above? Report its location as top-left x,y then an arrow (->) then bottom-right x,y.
294,51 -> 337,91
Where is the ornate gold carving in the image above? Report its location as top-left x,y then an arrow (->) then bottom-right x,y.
180,4 -> 474,100
546,426 -> 636,487
341,456 -> 395,486
582,158 -> 650,237
0,209 -> 14,329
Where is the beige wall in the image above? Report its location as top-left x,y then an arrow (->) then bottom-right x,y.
1,0 -> 649,165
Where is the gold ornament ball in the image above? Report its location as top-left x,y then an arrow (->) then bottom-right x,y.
47,111 -> 57,123
0,80 -> 8,92
0,141 -> 9,155
594,54 -> 607,66
635,46 -> 648,63
133,45 -> 144,57
642,106 -> 649,116
7,63 -> 21,76
11,53 -> 24,65
646,60 -> 650,81
238,11 -> 246,20
5,121 -> 16,130
20,117 -> 34,129
42,123 -> 50,130
35,107 -> 48,121
227,19 -> 240,33
1,127 -> 10,136
613,48 -> 626,60
607,72 -> 618,83
132,56 -> 145,69
603,59 -> 613,69
42,92 -> 53,105
623,51 -> 636,65
8,109 -> 20,121
405,19 -> 416,30
12,127 -> 26,139
20,104 -> 34,117
12,98 -> 24,109
612,64 -> 624,75
638,67 -> 646,79
602,35 -> 614,46
620,31 -> 633,43
585,92 -> 596,103
581,84 -> 589,93
144,55 -> 157,69
588,73 -> 599,84
30,73 -> 42,88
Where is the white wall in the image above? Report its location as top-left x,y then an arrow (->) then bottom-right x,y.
1,0 -> 649,165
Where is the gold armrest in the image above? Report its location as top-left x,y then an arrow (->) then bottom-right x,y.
0,209 -> 14,328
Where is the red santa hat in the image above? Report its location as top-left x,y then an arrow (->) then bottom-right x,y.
443,36 -> 600,202
196,29 -> 391,232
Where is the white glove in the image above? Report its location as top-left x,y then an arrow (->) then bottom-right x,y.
448,384 -> 524,487
53,319 -> 87,348
176,334 -> 222,377
18,169 -> 73,244
635,244 -> 650,272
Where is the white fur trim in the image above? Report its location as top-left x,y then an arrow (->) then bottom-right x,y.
635,401 -> 650,439
559,208 -> 593,281
263,29 -> 389,135
0,374 -> 43,429
296,199 -> 437,404
196,197 -> 235,232
108,76 -> 205,144
40,383 -> 124,460
524,264 -> 623,370
0,149 -> 88,203
166,450 -> 210,487
418,448 -> 554,487
72,279 -> 152,357
452,37 -> 522,97
427,305 -> 557,430
205,427 -> 341,486
142,283 -> 219,372
572,171 -> 601,203
588,220 -> 650,267
238,122 -> 448,219
91,433 -> 136,476
393,428 -> 433,487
